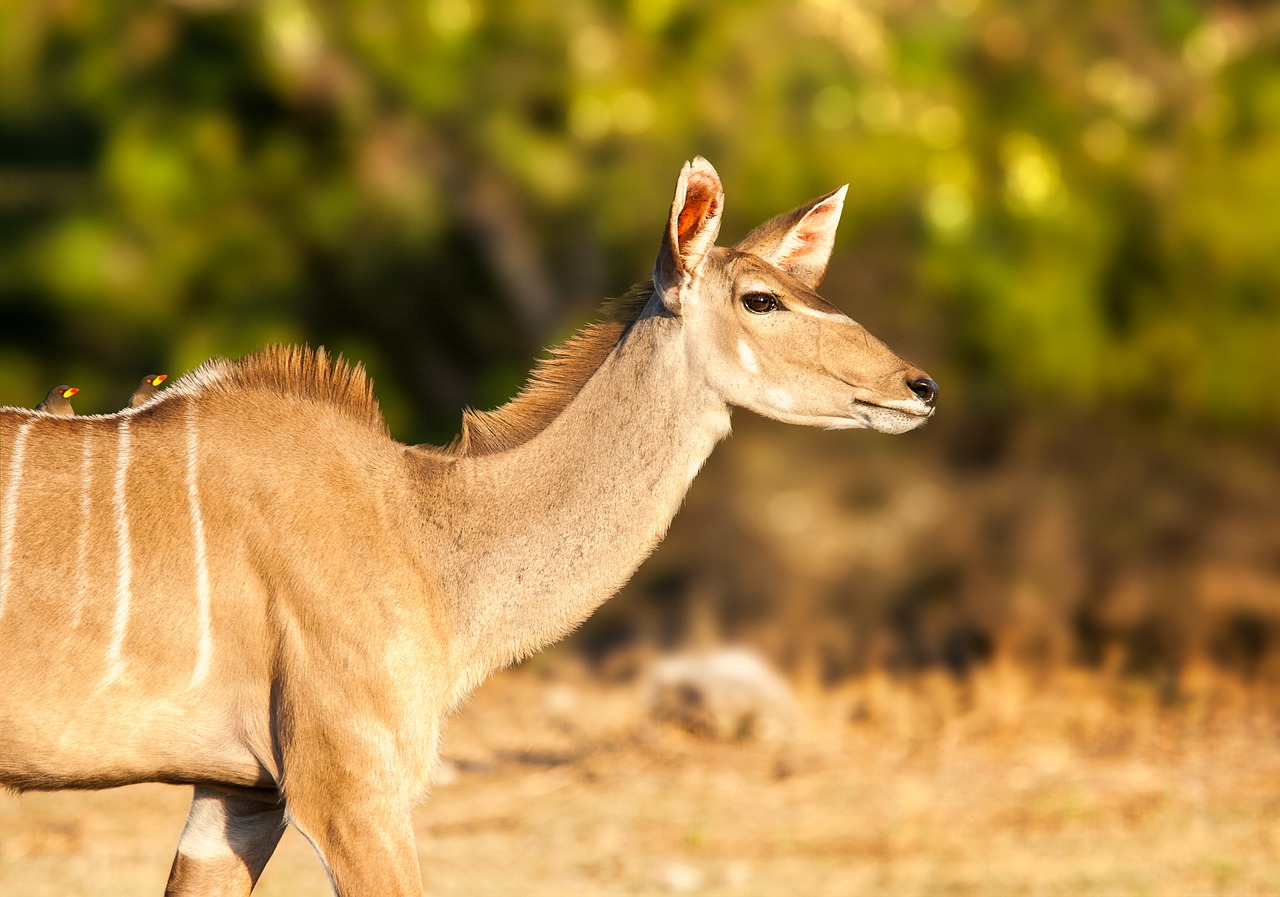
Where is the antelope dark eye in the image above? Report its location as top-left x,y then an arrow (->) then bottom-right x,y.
741,292 -> 780,314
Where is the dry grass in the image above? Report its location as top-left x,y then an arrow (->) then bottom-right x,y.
2,660 -> 1278,896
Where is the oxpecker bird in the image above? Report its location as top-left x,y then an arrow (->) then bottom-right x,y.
35,385 -> 79,416
127,374 -> 168,408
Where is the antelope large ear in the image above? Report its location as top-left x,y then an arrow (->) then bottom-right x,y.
653,157 -> 724,313
733,185 -> 847,289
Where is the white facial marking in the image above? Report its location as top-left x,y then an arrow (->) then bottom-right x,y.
73,428 -> 94,628
767,388 -> 796,411
790,303 -> 849,324
105,417 -> 132,683
737,339 -> 759,375
186,406 -> 213,686
0,421 -> 34,619
877,396 -> 934,414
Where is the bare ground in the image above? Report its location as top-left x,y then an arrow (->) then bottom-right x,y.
2,659 -> 1278,896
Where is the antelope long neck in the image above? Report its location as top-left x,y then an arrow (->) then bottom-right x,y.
414,299 -> 730,681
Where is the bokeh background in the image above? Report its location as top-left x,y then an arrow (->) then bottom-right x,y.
2,2 -> 1279,893
3,0 -> 1277,683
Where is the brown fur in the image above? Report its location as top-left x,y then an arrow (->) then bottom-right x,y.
448,284 -> 654,456
178,346 -> 387,436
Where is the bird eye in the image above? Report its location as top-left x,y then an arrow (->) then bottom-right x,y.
741,292 -> 780,314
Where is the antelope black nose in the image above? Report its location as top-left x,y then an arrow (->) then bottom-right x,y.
908,377 -> 938,407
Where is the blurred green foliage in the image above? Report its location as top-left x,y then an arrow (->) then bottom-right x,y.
1,0 -> 1278,441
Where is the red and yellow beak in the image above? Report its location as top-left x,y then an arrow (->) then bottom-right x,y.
151,374 -> 167,387
62,387 -> 79,399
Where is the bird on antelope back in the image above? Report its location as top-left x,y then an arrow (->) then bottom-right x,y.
127,374 -> 168,409
34,385 -> 78,416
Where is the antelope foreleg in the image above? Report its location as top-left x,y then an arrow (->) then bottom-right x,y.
284,770 -> 423,897
164,785 -> 286,897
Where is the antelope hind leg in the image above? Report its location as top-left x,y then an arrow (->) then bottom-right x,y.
164,785 -> 286,897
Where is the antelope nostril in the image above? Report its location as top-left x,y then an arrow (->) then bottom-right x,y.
908,377 -> 938,407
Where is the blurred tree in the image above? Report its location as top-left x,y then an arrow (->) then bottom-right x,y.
1,0 -> 1278,435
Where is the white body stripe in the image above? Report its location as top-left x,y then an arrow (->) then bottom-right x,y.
105,418 -> 132,682
0,420 -> 35,619
186,406 -> 213,686
72,428 -> 94,628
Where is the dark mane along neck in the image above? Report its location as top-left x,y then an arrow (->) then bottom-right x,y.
447,282 -> 654,457
182,345 -> 387,435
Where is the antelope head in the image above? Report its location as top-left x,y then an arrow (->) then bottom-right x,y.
654,157 -> 937,434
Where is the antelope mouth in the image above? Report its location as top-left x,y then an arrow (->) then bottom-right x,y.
848,397 -> 934,434
852,398 -> 934,419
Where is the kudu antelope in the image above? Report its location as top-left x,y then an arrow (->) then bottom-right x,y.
0,158 -> 936,895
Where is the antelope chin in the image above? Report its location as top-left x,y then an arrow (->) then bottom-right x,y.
851,399 -> 934,434
751,403 -> 931,432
